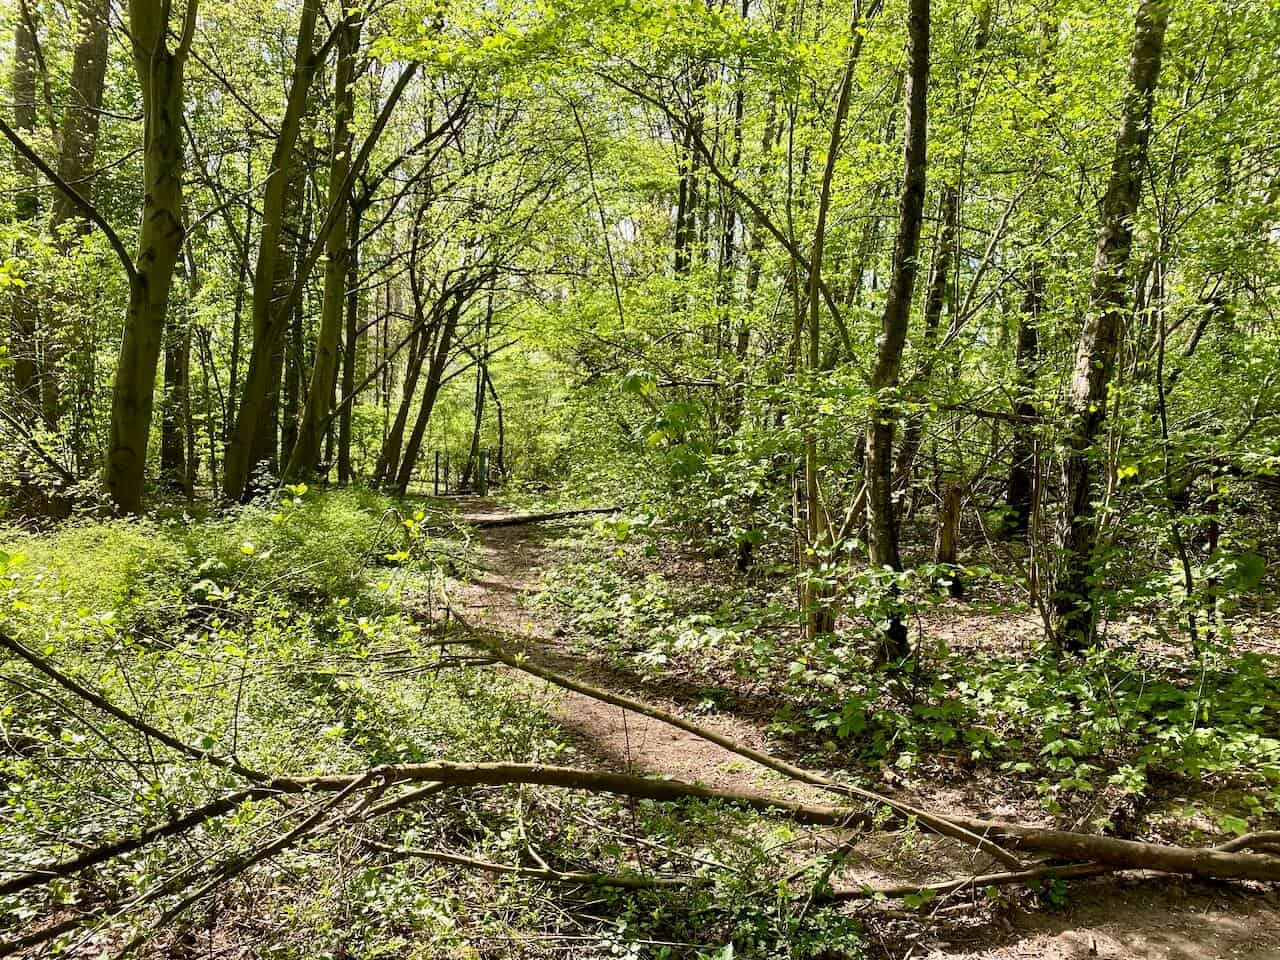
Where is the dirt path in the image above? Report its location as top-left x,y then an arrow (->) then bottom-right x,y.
446,503 -> 1280,960
450,514 -> 821,801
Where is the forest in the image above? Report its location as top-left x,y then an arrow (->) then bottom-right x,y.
1,0 -> 1279,955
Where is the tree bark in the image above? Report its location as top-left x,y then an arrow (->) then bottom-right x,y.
462,294 -> 494,489
103,0 -> 195,514
1003,17 -> 1057,538
10,0 -> 40,420
336,209 -> 363,485
1004,252 -> 1043,535
287,16 -> 360,481
894,185 -> 957,500
222,0 -> 320,500
1053,0 -> 1171,652
373,328 -> 425,486
865,0 -> 930,662
393,298 -> 464,495
160,318 -> 191,495
801,0 -> 882,640
49,0 -> 109,239
39,0 -> 109,431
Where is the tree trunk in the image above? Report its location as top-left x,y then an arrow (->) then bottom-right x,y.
393,299 -> 464,496
486,368 -> 505,478
104,0 -> 194,514
373,328 -> 424,486
42,0 -> 110,430
49,0 -> 109,238
462,294 -> 494,489
337,210 -> 363,485
894,185 -> 957,500
801,0 -> 880,640
865,0 -> 930,662
1004,254 -> 1043,536
1003,17 -> 1056,538
1053,0 -> 1171,652
222,0 -> 320,500
934,479 -> 963,597
287,16 -> 360,481
10,0 -> 40,420
160,319 -> 191,495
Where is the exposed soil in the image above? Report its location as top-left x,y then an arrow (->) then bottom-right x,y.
445,500 -> 1280,960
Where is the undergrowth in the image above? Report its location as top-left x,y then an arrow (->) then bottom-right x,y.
1,490 -> 862,959
536,521 -> 1280,838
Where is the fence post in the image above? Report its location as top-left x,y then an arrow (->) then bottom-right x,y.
477,450 -> 489,496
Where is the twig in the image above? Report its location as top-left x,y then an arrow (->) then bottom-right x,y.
365,840 -> 702,891
0,629 -> 266,782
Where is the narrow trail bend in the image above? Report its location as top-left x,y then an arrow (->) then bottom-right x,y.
447,506 -> 825,803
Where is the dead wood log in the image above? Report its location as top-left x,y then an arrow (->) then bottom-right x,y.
944,816 -> 1280,882
829,862 -> 1119,900
262,763 -> 1280,884
275,761 -> 868,828
446,620 -> 1280,886
465,506 -> 621,529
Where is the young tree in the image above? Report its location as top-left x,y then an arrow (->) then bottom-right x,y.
1052,0 -> 1172,652
865,0 -> 930,662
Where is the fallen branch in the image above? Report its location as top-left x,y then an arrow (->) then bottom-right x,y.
445,619 -> 1280,885
0,787 -> 279,897
943,816 -> 1280,882
366,839 -> 701,890
464,507 -> 622,529
112,773 -> 378,959
276,761 -> 868,828
451,617 -> 1026,870
0,629 -> 267,782
829,862 -> 1119,901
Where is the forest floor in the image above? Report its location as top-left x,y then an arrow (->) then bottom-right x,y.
443,498 -> 1280,960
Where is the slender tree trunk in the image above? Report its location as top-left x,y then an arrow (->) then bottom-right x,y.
10,1 -> 40,419
287,16 -> 360,480
228,157 -> 254,429
104,0 -> 194,514
222,0 -> 320,499
1004,254 -> 1043,535
725,101 -> 778,435
1003,17 -> 1056,538
934,479 -> 963,597
394,299 -> 464,496
160,319 -> 191,494
281,288 -> 304,461
486,368 -> 505,478
373,328 -> 425,486
894,185 -> 957,499
41,0 -> 109,430
801,0 -> 881,639
865,0 -> 930,662
462,293 -> 494,488
1053,0 -> 1171,653
196,325 -> 220,489
337,208 -> 363,485
49,0 -> 109,237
